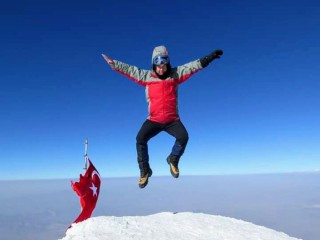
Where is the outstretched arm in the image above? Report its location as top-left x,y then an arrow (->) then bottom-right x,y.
101,54 -> 115,65
174,49 -> 223,84
200,49 -> 223,68
101,53 -> 150,86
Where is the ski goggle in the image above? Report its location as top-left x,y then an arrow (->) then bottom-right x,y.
153,55 -> 170,66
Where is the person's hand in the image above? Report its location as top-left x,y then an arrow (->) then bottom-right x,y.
211,49 -> 223,59
200,49 -> 223,68
101,54 -> 115,65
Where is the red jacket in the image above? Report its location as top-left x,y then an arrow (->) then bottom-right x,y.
111,59 -> 203,124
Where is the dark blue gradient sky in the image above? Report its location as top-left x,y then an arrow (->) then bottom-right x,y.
1,0 -> 319,179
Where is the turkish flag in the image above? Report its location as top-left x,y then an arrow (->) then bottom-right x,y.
70,158 -> 101,226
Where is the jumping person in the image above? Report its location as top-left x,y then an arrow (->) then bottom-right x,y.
102,46 -> 223,188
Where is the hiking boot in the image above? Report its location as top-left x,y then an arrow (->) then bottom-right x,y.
138,168 -> 152,188
167,155 -> 179,178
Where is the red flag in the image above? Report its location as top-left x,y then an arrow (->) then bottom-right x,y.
70,158 -> 101,225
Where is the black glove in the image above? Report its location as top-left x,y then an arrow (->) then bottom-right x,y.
200,49 -> 223,68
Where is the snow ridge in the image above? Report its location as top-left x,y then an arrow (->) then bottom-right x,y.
61,212 -> 301,240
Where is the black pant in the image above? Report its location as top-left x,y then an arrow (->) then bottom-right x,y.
136,119 -> 189,175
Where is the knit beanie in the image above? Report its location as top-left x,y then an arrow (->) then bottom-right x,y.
151,45 -> 169,65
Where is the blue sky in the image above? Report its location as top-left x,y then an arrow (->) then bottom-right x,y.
1,0 -> 319,180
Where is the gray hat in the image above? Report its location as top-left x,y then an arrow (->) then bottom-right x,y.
151,45 -> 170,65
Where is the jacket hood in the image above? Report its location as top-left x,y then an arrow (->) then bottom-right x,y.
151,45 -> 169,65
151,45 -> 172,79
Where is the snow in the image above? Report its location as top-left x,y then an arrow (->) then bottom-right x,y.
60,212 -> 301,240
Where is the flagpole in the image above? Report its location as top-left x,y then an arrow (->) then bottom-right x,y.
84,138 -> 88,169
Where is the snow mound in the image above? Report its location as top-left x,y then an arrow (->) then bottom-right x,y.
60,212 -> 301,240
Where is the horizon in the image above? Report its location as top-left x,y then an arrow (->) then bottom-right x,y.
1,169 -> 319,181
1,173 -> 320,240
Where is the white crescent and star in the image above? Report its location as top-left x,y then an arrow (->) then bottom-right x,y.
89,170 -> 100,197
89,183 -> 98,196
